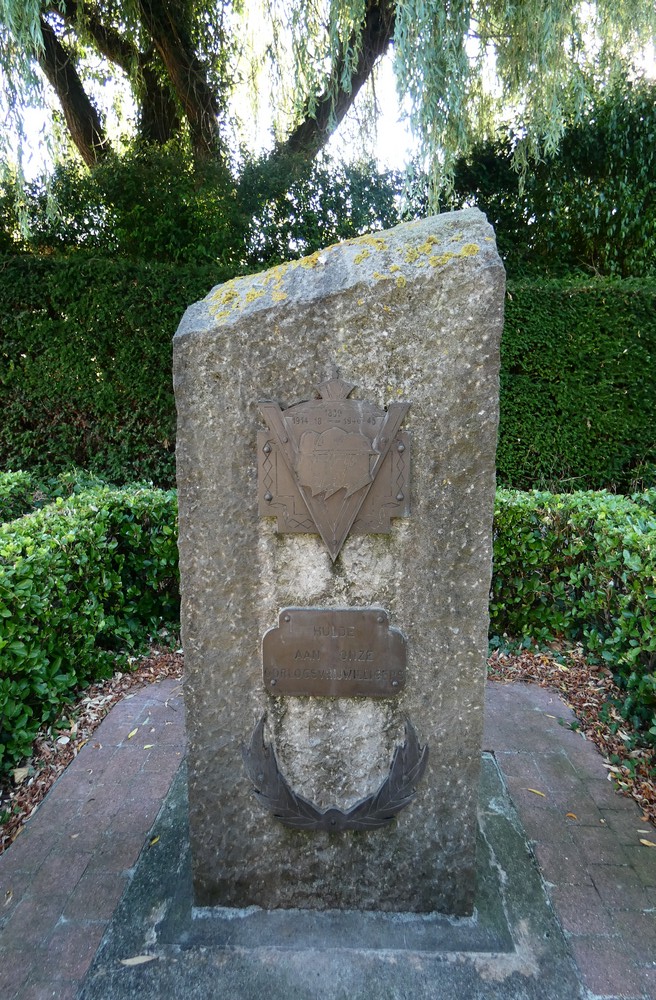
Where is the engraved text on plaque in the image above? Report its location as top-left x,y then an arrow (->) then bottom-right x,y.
262,607 -> 406,698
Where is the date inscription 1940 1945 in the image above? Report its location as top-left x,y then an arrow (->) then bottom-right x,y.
262,607 -> 406,698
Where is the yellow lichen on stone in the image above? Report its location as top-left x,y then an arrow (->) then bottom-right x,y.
271,290 -> 288,302
416,235 -> 439,255
245,288 -> 264,304
211,283 -> 239,307
346,233 -> 388,253
354,248 -> 371,264
460,243 -> 479,257
208,281 -> 242,320
388,264 -> 401,272
428,252 -> 455,268
299,255 -> 319,269
372,270 -> 391,281
395,275 -> 407,288
402,234 -> 441,264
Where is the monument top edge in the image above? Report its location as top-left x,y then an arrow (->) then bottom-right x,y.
173,209 -> 503,339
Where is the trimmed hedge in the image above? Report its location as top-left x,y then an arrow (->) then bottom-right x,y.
492,489 -> 656,740
2,482 -> 654,777
0,486 -> 178,773
0,253 -> 222,487
498,279 -> 656,490
0,468 -> 112,523
1,253 -> 655,491
0,472 -> 35,523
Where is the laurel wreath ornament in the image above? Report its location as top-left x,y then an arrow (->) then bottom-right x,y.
242,715 -> 429,832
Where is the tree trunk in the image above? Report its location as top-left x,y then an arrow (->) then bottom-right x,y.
136,0 -> 222,162
38,18 -> 108,167
137,62 -> 181,145
278,0 -> 396,162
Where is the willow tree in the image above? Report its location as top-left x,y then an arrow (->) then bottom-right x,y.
1,1 -> 656,202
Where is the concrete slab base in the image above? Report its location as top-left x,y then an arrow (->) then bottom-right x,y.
78,755 -> 585,1000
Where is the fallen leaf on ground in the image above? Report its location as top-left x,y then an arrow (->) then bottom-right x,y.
13,767 -> 29,785
119,955 -> 158,966
565,812 -> 578,820
149,835 -> 160,846
127,728 -> 138,740
639,838 -> 656,848
143,744 -> 154,750
527,788 -> 546,797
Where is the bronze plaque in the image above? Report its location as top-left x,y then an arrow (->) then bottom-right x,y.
258,376 -> 410,561
262,608 -> 406,698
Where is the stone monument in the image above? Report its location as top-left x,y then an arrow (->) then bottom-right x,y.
174,208 -> 504,915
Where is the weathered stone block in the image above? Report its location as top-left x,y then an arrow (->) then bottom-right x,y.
174,209 -> 504,914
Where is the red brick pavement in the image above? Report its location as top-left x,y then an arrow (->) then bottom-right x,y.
0,677 -> 185,1000
484,682 -> 656,1000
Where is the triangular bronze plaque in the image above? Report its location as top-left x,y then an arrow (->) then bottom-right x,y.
258,377 -> 409,561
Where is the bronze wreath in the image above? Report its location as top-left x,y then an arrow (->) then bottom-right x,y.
242,715 -> 428,832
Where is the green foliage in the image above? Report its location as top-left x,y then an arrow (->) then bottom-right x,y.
0,251 -> 221,485
492,489 -> 656,741
17,147 -> 247,266
3,482 -> 654,774
3,2 -> 656,210
0,471 -> 34,522
0,154 -> 406,488
499,278 -> 656,491
2,250 -> 654,490
0,484 -> 178,775
240,156 -> 403,269
0,468 -> 120,522
453,78 -> 656,278
3,150 -> 403,266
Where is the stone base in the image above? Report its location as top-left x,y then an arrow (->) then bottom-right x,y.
78,756 -> 583,1000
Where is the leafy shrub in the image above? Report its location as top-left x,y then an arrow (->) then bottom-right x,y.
453,77 -> 656,278
0,485 -> 178,774
2,482 -> 654,772
498,279 -> 656,491
0,468 -> 114,523
493,490 -> 656,740
0,472 -> 36,523
0,252 -> 219,486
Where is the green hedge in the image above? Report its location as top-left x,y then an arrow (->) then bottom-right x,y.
1,253 -> 655,491
498,279 -> 656,490
0,472 -> 35,523
2,482 -> 654,777
0,486 -> 178,773
492,489 -> 656,740
0,253 -> 223,487
0,468 -> 113,523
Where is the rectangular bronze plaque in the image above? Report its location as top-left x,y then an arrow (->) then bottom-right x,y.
262,608 -> 406,698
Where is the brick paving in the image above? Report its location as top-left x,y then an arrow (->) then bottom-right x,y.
0,677 -> 185,1000
0,677 -> 654,999
484,682 -> 656,1000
